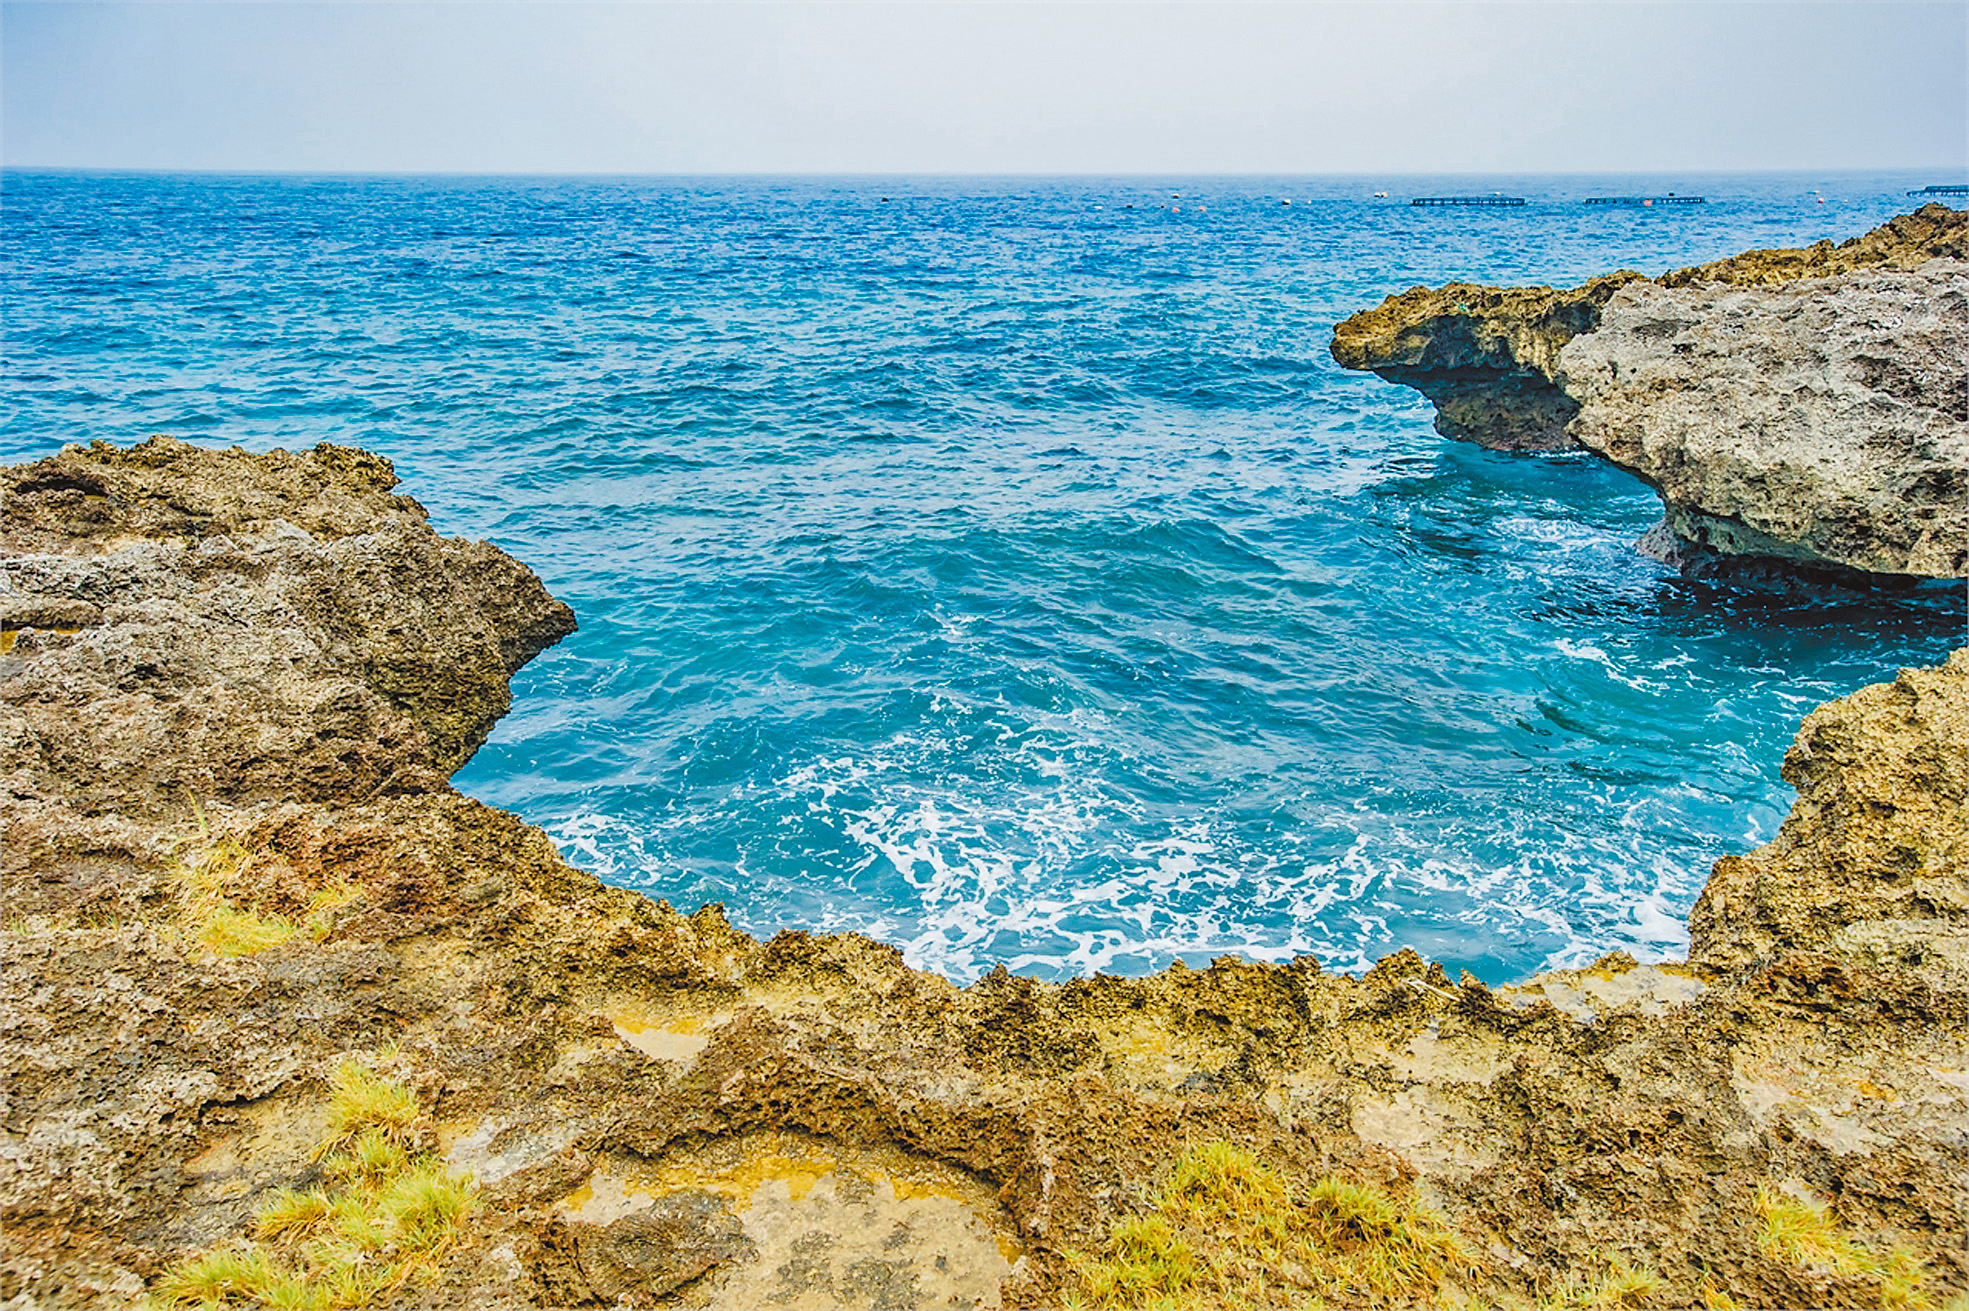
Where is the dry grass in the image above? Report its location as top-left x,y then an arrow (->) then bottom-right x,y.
173,838 -> 289,957
195,904 -> 299,957
154,1247 -> 286,1306
152,1065 -> 474,1308
171,834 -> 361,959
320,1061 -> 423,1156
253,1190 -> 332,1241
1538,1259 -> 1664,1309
11,819 -> 362,952
1063,1141 -> 1479,1310
1756,1185 -> 1935,1310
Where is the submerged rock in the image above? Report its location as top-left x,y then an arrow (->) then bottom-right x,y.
2,440 -> 1965,1309
1331,205 -> 1969,582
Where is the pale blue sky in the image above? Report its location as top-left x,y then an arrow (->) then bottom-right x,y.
4,2 -> 1964,173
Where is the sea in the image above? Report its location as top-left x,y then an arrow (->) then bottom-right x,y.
3,170 -> 1963,984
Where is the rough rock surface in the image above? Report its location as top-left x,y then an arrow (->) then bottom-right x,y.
1690,651 -> 1968,973
4,441 -> 1967,1310
1560,265 -> 1969,579
0,437 -> 576,844
1330,205 -> 1969,581
1328,274 -> 1642,450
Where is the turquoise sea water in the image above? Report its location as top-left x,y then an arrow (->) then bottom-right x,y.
3,171 -> 1962,982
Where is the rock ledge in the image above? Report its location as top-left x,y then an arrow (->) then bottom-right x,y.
1331,205 -> 1969,581
3,442 -> 1965,1310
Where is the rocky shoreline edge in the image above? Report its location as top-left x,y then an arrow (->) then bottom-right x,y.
1331,205 -> 1969,587
2,449 -> 1965,1301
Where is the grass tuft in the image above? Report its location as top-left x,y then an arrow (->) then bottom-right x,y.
304,880 -> 362,940
254,1189 -> 332,1241
1162,1141 -> 1287,1224
172,837 -> 306,958
154,1246 -> 282,1305
197,904 -> 298,957
322,1128 -> 410,1188
1535,1258 -> 1664,1309
153,1060 -> 473,1308
1756,1185 -> 1937,1310
1757,1185 -> 1875,1277
1065,1141 -> 1478,1310
321,1061 -> 422,1155
378,1162 -> 475,1250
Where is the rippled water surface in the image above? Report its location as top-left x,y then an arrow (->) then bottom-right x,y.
4,171 -> 1962,981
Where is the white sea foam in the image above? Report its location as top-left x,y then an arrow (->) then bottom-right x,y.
1553,637 -> 1668,693
545,744 -> 1730,981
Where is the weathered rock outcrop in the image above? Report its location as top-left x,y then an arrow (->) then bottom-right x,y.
4,442 -> 1966,1310
1657,203 -> 1969,288
0,438 -> 577,828
1689,651 -> 1968,973
1331,205 -> 1969,581
1561,267 -> 1968,579
1328,274 -> 1643,450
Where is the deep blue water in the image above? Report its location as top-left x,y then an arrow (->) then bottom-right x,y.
4,170 -> 1962,982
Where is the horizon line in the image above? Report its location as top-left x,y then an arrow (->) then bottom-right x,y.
5,165 -> 1965,181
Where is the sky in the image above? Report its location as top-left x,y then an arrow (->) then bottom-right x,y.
3,2 -> 1964,175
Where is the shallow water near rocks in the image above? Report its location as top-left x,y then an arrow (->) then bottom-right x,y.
3,170 -> 1962,983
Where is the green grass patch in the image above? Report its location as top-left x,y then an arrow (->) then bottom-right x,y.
152,1066 -> 474,1308
1756,1185 -> 1937,1309
1064,1141 -> 1479,1310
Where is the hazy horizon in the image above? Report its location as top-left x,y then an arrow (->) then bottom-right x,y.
5,3 -> 1964,176
5,166 -> 1963,180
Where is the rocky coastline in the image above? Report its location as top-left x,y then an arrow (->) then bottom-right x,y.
1331,205 -> 1969,584
2,435 -> 1965,1309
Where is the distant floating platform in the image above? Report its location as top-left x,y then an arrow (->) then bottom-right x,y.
1410,196 -> 1526,207
1907,184 -> 1969,196
1583,195 -> 1705,206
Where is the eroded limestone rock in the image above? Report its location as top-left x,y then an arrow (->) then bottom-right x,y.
0,436 -> 577,900
1330,205 -> 1969,582
1328,274 -> 1641,450
570,1190 -> 756,1304
1690,649 -> 1968,974
2,441 -> 1965,1309
1562,265 -> 1969,580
